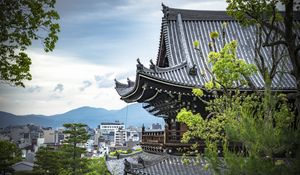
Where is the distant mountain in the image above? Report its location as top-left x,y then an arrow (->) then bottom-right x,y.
0,103 -> 164,128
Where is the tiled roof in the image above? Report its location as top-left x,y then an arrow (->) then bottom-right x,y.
106,152 -> 212,175
106,152 -> 164,175
115,5 -> 298,96
129,155 -> 211,175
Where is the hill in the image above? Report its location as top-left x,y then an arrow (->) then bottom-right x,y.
0,103 -> 164,128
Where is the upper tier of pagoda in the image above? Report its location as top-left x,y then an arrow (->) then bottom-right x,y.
115,4 -> 298,118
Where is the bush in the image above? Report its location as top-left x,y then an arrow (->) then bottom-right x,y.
109,149 -> 133,156
13,171 -> 41,175
126,149 -> 132,154
135,148 -> 142,152
109,151 -> 118,156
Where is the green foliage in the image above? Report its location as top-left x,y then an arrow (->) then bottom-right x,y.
135,147 -> 143,152
63,123 -> 90,147
13,171 -> 41,175
85,158 -> 111,175
109,150 -> 119,156
226,0 -> 283,26
179,87 -> 300,174
34,147 -> 63,175
192,88 -> 204,97
126,149 -> 133,154
34,123 -> 94,175
181,154 -> 191,165
208,40 -> 257,88
109,149 -> 133,156
193,40 -> 200,48
177,106 -> 227,143
62,123 -> 90,175
177,22 -> 300,174
204,81 -> 214,90
0,0 -> 60,87
221,93 -> 299,175
0,140 -> 22,174
210,31 -> 219,39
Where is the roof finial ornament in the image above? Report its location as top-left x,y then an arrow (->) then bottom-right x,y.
115,78 -> 127,88
136,58 -> 144,71
114,78 -> 118,87
142,124 -> 145,133
124,159 -> 131,172
127,78 -> 134,87
162,3 -> 169,16
150,59 -> 156,70
189,64 -> 197,76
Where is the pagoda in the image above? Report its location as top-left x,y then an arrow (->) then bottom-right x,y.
114,4 -> 296,155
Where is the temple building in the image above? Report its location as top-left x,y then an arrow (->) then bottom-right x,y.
111,4 -> 298,175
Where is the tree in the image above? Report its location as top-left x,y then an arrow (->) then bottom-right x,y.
0,140 -> 22,175
62,123 -> 90,175
34,147 -> 63,175
0,0 -> 60,87
33,123 -> 112,175
226,0 -> 300,122
85,158 -> 111,175
177,24 -> 300,174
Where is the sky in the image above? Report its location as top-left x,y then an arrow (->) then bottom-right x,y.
0,0 -> 228,115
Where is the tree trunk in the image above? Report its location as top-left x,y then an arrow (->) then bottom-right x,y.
295,69 -> 300,123
285,0 -> 300,122
73,143 -> 76,175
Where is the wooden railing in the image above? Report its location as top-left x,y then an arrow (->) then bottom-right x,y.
165,129 -> 185,143
141,130 -> 164,144
140,130 -> 194,154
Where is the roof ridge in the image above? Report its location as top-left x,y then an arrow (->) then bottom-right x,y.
143,61 -> 187,73
162,4 -> 233,21
162,4 -> 300,21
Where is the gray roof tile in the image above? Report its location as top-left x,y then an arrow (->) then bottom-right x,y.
115,5 -> 298,97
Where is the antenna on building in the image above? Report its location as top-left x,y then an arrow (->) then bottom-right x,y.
125,104 -> 128,129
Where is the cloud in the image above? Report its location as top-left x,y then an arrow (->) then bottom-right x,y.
0,51 -> 128,115
26,85 -> 42,93
49,94 -> 63,101
79,80 -> 92,91
0,0 -> 229,115
94,73 -> 115,88
51,0 -> 228,69
53,83 -> 64,93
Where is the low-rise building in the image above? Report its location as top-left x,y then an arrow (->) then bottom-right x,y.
43,128 -> 64,145
12,161 -> 34,173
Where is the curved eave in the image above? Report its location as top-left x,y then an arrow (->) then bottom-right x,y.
115,79 -> 135,96
120,72 -> 195,100
115,68 -> 296,102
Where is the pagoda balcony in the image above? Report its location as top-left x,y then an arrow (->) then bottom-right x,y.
141,130 -> 164,153
140,129 -> 195,154
141,130 -> 164,144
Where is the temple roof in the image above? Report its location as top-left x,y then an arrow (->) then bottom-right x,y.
115,5 -> 298,102
106,152 -> 212,175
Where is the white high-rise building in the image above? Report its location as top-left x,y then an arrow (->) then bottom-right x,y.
100,121 -> 125,134
114,128 -> 127,146
98,121 -> 125,146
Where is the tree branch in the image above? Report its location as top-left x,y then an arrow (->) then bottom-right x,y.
264,5 -> 277,46
262,40 -> 287,47
295,45 -> 300,54
245,11 -> 285,37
